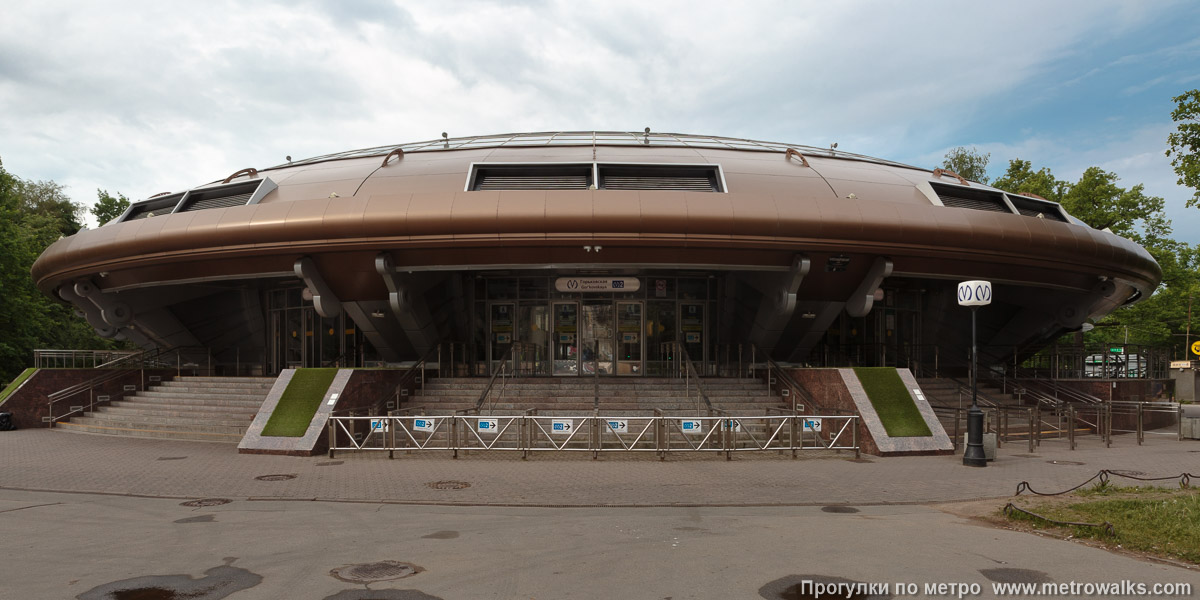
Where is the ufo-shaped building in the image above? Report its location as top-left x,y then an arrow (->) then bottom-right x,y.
32,131 -> 1161,378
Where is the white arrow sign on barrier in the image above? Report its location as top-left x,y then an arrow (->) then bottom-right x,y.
803,418 -> 822,432
370,419 -> 387,431
552,419 -> 574,434
680,420 -> 702,434
606,420 -> 628,433
477,419 -> 498,433
413,418 -> 436,432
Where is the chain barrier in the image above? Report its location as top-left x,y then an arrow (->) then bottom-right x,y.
1003,503 -> 1115,536
1014,469 -> 1196,496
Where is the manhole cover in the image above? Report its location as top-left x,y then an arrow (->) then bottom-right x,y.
330,561 -> 423,584
1046,460 -> 1085,466
426,480 -> 470,490
255,474 -> 297,481
1108,469 -> 1147,477
821,506 -> 860,514
180,498 -> 231,507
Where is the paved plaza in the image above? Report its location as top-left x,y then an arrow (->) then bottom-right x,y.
0,429 -> 1197,599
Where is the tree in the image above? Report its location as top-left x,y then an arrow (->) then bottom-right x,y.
1060,167 -> 1170,240
0,157 -> 126,383
92,189 -> 130,226
1167,89 -> 1200,208
941,146 -> 990,184
991,159 -> 1065,202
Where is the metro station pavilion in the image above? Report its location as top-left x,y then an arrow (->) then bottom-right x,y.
31,132 -> 1161,378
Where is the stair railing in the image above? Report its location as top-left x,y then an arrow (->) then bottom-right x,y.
45,345 -> 187,426
371,343 -> 443,416
660,341 -> 712,415
473,341 -> 537,414
751,344 -> 817,414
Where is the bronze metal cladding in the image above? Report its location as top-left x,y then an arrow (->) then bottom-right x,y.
32,133 -> 1160,303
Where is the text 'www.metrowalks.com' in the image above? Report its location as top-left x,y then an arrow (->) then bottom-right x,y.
798,579 -> 1194,598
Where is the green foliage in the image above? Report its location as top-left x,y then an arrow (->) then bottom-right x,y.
992,159 -> 1065,202
0,368 -> 37,406
261,368 -> 338,437
941,146 -> 990,184
1061,167 -> 1170,239
0,157 -> 127,383
851,367 -> 932,437
1007,489 -> 1200,564
1167,89 -> 1200,208
92,189 -> 131,226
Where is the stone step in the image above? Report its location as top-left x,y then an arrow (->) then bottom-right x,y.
82,411 -> 254,428
70,415 -> 250,434
99,405 -> 259,420
155,382 -> 275,392
56,421 -> 243,443
173,376 -> 277,384
120,394 -> 267,408
139,390 -> 269,401
105,403 -> 260,417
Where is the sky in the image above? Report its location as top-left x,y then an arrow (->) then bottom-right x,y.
1,0 -> 1198,242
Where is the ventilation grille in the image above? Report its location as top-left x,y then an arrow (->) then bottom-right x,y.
1008,196 -> 1068,222
476,174 -> 590,190
931,183 -> 1011,213
599,165 -> 720,192
471,165 -> 593,191
124,193 -> 184,221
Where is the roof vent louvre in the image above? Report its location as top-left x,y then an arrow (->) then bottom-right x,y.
598,165 -> 721,192
931,183 -> 1011,214
123,193 -> 184,221
175,178 -> 277,214
1007,195 -> 1068,222
471,165 -> 593,191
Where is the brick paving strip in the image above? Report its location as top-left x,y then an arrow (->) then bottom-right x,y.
0,429 -> 1195,507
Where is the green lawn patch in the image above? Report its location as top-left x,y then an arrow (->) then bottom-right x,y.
0,368 -> 37,406
261,368 -> 338,437
852,367 -> 932,437
1006,486 -> 1200,564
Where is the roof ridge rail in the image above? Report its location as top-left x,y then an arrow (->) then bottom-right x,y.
222,168 -> 258,184
380,148 -> 404,167
932,168 -> 969,186
785,148 -> 810,167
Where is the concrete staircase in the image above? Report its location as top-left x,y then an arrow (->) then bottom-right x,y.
401,377 -> 786,416
57,376 -> 276,443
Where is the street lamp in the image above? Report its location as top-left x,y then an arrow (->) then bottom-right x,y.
958,280 -> 991,467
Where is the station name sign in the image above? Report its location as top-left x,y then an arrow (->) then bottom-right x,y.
554,277 -> 641,293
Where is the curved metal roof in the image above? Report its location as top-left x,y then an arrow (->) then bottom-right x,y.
270,130 -> 917,171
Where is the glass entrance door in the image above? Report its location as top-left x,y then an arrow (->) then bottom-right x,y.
581,301 -> 614,375
489,302 -> 515,374
680,302 -> 705,366
616,301 -> 643,375
552,302 -> 580,375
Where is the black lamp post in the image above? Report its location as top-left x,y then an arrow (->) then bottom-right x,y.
958,280 -> 991,467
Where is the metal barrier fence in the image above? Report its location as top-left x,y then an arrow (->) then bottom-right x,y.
328,412 -> 860,460
934,401 -> 1183,453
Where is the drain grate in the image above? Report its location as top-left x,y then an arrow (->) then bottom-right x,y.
426,480 -> 470,490
821,506 -> 860,514
180,498 -> 232,507
330,561 -> 422,584
255,474 -> 298,481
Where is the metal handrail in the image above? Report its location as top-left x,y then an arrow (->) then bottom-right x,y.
752,344 -> 818,413
33,348 -> 142,369
45,345 -> 196,425
473,341 -> 538,413
364,343 -> 443,416
661,341 -> 712,414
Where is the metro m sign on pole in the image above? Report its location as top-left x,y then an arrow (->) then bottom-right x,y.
956,280 -> 992,307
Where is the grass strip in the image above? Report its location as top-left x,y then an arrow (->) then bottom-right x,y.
852,367 -> 932,437
0,368 -> 37,406
1006,486 -> 1200,564
261,368 -> 339,437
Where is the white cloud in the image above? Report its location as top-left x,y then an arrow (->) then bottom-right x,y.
0,0 -> 1193,234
